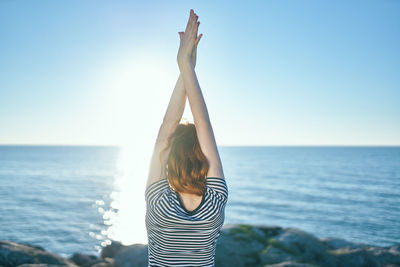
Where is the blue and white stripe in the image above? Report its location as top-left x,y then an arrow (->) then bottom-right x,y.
145,177 -> 228,267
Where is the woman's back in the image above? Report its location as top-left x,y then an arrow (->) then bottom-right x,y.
177,191 -> 203,213
145,177 -> 228,266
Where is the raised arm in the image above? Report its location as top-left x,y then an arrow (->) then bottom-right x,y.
146,22 -> 202,189
146,74 -> 186,188
177,9 -> 225,179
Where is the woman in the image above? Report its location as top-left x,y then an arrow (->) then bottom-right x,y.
144,9 -> 228,267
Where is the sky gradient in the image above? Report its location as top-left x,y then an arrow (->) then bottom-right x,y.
1,0 -> 399,146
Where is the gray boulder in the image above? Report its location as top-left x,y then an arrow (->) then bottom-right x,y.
320,237 -> 370,250
0,240 -> 77,267
68,252 -> 103,267
367,245 -> 400,266
90,258 -> 114,267
389,244 -> 400,256
17,265 -> 64,267
264,261 -> 317,267
272,227 -> 339,267
101,240 -> 123,259
215,224 -> 283,267
260,246 -> 297,265
329,247 -> 377,266
113,243 -> 148,267
327,245 -> 400,267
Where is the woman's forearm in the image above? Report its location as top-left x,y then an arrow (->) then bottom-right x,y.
179,60 -> 224,178
163,74 -> 186,123
178,61 -> 211,126
157,74 -> 186,141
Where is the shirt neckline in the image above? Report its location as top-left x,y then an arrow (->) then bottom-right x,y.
175,189 -> 207,215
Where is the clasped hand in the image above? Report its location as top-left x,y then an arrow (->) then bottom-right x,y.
177,9 -> 203,69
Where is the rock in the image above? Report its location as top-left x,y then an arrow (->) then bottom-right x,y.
113,243 -> 148,267
101,240 -> 123,259
272,227 -> 339,267
260,246 -> 297,265
263,261 -> 317,267
390,245 -> 400,254
329,247 -> 377,266
368,246 -> 400,266
320,237 -> 370,250
325,243 -> 400,267
328,245 -> 400,267
91,257 -> 114,267
68,252 -> 101,266
18,243 -> 46,251
91,261 -> 113,267
0,240 -> 77,267
3,224 -> 400,267
264,260 -> 317,267
215,224 -> 283,267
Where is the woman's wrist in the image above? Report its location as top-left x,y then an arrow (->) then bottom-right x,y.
178,58 -> 193,72
177,54 -> 190,65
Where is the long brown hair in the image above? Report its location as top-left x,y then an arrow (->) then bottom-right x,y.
160,121 -> 209,196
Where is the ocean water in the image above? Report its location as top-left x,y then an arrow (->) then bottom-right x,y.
0,145 -> 399,258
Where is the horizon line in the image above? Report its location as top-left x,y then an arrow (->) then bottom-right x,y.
0,143 -> 399,147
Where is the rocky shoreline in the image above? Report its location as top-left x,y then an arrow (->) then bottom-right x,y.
1,224 -> 399,267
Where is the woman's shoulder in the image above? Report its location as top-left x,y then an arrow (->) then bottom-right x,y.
206,176 -> 227,186
206,177 -> 228,201
145,178 -> 169,204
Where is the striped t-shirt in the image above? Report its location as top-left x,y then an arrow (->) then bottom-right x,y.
145,177 -> 228,267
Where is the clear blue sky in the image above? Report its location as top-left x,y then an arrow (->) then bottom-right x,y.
1,0 -> 399,146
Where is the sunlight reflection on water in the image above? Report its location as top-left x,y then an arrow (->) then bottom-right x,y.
100,144 -> 151,246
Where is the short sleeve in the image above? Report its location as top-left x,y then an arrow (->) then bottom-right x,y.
206,177 -> 228,202
145,178 -> 169,207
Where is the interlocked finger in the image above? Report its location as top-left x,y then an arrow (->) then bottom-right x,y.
185,9 -> 194,33
189,11 -> 199,34
183,9 -> 200,42
194,21 -> 200,37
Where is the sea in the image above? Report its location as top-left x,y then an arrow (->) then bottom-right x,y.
0,145 -> 399,258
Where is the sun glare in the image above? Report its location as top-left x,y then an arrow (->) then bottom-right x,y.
97,52 -> 177,246
102,145 -> 150,245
